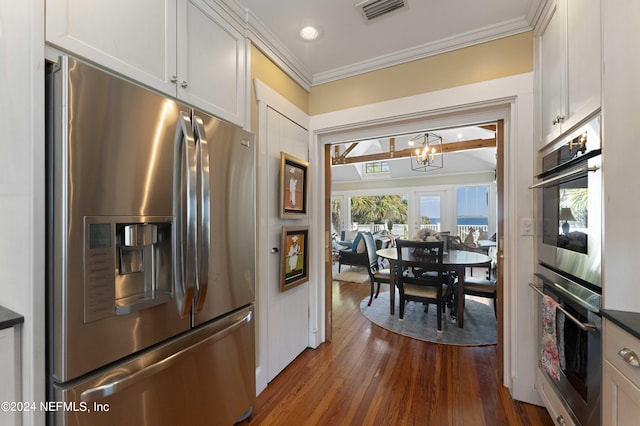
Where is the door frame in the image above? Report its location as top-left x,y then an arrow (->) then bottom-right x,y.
311,72 -> 539,404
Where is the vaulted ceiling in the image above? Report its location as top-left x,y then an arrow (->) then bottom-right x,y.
331,125 -> 497,183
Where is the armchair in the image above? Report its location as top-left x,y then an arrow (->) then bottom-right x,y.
337,232 -> 390,272
337,232 -> 368,272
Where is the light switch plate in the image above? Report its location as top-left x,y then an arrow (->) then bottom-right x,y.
520,218 -> 534,236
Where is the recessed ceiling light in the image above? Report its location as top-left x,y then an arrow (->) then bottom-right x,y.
300,26 -> 319,41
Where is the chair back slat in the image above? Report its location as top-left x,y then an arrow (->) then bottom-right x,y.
395,239 -> 450,330
395,239 -> 446,287
362,232 -> 380,272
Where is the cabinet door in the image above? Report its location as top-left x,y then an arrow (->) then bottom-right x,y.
177,0 -> 247,126
566,0 -> 601,130
537,0 -> 567,145
0,328 -> 18,426
603,361 -> 640,425
46,0 -> 177,96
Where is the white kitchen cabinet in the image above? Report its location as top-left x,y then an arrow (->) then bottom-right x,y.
535,0 -> 601,147
537,0 -> 565,146
0,316 -> 21,426
46,0 -> 247,126
535,366 -> 578,426
603,319 -> 640,425
177,0 -> 246,125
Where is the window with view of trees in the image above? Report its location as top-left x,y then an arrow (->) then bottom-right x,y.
350,195 -> 407,225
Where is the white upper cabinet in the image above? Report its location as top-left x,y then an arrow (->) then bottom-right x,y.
46,0 -> 247,126
537,0 -> 566,145
535,0 -> 601,147
177,0 -> 246,125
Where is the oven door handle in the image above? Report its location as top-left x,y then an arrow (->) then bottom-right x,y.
529,283 -> 599,331
529,165 -> 599,189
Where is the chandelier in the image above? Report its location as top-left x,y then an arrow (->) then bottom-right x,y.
408,132 -> 443,172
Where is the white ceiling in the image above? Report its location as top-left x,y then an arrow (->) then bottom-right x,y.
234,0 -> 540,181
331,126 -> 497,182
237,0 -> 543,85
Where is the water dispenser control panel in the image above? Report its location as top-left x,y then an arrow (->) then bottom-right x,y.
83,216 -> 173,323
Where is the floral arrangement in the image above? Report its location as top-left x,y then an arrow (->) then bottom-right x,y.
412,228 -> 441,242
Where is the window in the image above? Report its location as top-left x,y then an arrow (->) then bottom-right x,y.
456,186 -> 489,238
363,161 -> 390,174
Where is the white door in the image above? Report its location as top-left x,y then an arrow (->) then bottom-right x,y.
266,108 -> 310,381
412,190 -> 450,238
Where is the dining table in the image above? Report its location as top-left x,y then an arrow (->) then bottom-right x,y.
376,247 -> 493,328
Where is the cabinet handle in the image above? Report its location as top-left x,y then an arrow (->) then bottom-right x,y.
181,81 -> 188,89
556,415 -> 567,425
618,348 -> 640,368
552,115 -> 565,125
171,75 -> 178,83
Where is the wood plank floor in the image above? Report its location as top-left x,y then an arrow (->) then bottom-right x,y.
242,279 -> 554,426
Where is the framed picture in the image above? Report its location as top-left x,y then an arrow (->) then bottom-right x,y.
280,226 -> 309,291
280,152 -> 309,218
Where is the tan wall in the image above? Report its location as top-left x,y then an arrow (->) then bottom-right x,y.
310,31 -> 533,115
250,44 -> 310,115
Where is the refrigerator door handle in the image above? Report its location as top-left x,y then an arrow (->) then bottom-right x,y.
173,111 -> 197,318
193,116 -> 210,312
79,310 -> 253,402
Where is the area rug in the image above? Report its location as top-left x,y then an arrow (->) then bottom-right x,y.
333,268 -> 370,284
360,291 -> 497,346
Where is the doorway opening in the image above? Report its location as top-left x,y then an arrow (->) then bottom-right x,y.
324,120 -> 504,376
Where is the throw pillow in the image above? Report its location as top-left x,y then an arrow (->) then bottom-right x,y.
356,237 -> 366,253
351,232 -> 363,252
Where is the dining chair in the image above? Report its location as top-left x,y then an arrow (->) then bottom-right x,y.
461,260 -> 497,317
395,239 -> 452,332
362,232 -> 391,306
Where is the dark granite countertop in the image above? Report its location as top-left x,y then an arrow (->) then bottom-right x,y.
0,306 -> 24,330
601,309 -> 640,341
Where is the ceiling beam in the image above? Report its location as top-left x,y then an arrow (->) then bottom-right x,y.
332,138 -> 496,165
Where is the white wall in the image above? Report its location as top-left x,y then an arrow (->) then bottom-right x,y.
310,73 -> 541,405
0,1 -> 46,425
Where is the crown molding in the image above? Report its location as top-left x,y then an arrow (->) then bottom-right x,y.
220,0 -> 538,90
526,0 -> 549,30
218,0 -> 313,91
312,16 -> 535,85
244,9 -> 313,92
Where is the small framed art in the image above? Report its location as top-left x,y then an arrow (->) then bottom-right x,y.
280,152 -> 309,218
280,226 -> 309,291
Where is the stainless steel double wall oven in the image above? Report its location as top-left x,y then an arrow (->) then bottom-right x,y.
532,113 -> 602,426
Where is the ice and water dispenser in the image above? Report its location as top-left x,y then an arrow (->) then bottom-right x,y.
83,216 -> 173,323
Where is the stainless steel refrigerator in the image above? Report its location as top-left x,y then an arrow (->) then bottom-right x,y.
45,56 -> 256,425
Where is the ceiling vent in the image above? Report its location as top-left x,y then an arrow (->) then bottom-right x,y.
355,0 -> 405,21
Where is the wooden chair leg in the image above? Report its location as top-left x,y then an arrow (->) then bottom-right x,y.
368,279 -> 374,306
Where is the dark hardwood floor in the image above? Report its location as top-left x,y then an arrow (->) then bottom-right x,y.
243,279 -> 554,425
